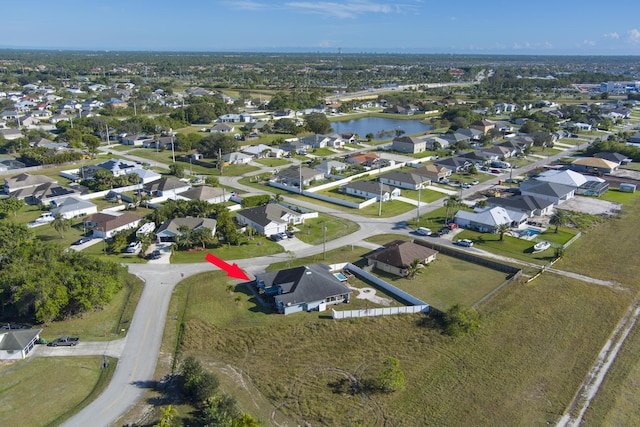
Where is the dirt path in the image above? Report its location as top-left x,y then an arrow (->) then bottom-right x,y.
557,300 -> 640,427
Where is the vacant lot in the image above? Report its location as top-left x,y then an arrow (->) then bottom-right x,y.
174,272 -> 632,426
0,356 -> 115,427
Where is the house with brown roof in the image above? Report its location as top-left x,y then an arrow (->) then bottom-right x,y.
412,164 -> 452,182
570,157 -> 618,174
83,211 -> 143,238
345,152 -> 380,168
470,119 -> 495,134
366,240 -> 438,277
176,186 -> 230,204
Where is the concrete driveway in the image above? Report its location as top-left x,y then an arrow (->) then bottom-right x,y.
33,338 -> 126,358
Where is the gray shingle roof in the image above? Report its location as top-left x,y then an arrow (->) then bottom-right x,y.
0,329 -> 42,351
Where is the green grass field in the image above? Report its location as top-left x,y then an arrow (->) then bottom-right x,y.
172,271 -> 631,426
293,213 -> 360,246
170,235 -> 283,263
0,356 -> 116,427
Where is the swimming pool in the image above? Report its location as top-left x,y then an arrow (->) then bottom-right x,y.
519,227 -> 542,238
333,272 -> 348,281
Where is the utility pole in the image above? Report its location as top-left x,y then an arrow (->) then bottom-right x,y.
378,161 -> 383,217
171,135 -> 175,163
323,221 -> 327,260
417,185 -> 421,225
299,163 -> 303,194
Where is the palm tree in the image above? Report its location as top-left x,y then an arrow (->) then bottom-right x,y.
549,209 -> 569,233
51,213 -> 71,238
271,193 -> 284,204
405,258 -> 422,280
192,227 -> 213,249
175,225 -> 194,249
444,195 -> 463,225
154,404 -> 177,427
496,223 -> 510,241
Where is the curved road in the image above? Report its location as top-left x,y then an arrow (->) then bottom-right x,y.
63,138 -> 597,427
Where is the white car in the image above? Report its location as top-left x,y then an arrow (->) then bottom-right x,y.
124,241 -> 142,254
455,239 -> 474,247
415,227 -> 432,236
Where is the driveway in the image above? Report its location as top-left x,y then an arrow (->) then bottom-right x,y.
34,338 -> 126,358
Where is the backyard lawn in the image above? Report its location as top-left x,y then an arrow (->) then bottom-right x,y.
170,235 -> 283,263
293,212 -> 360,246
0,356 -> 116,427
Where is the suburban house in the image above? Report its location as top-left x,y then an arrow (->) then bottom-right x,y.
83,211 -> 143,238
378,170 -> 431,190
470,119 -> 495,134
120,135 -> 154,147
50,197 -> 98,219
143,177 -> 191,197
128,168 -> 161,184
0,328 -> 42,360
222,152 -> 253,165
481,145 -> 516,159
0,158 -> 25,172
83,158 -> 138,178
299,134 -> 346,149
345,152 -> 380,168
254,264 -> 352,315
570,157 -> 618,175
279,141 -> 311,155
454,206 -> 520,232
242,144 -> 284,158
4,173 -> 56,195
533,169 -> 604,189
391,135 -> 428,154
176,186 -> 230,204
434,156 -> 471,173
314,160 -> 348,176
365,240 -> 438,277
11,181 -> 77,206
593,152 -> 631,166
458,151 -> 491,166
235,203 -> 305,235
424,135 -> 451,150
485,195 -> 555,218
412,164 -> 452,182
0,129 -> 23,140
155,217 -> 217,242
274,166 -> 324,188
340,180 -> 400,201
519,181 -> 576,205
210,123 -> 235,133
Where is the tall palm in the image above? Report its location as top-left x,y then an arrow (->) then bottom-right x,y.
549,209 -> 569,233
192,227 -> 213,249
51,213 -> 71,238
444,195 -> 463,225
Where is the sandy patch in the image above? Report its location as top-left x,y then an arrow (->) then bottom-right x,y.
348,286 -> 393,306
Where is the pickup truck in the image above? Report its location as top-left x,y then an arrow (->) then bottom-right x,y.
47,336 -> 80,347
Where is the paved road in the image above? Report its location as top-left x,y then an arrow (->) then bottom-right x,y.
61,135 -> 601,427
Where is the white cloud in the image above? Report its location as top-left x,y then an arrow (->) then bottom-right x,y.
286,1 -> 410,19
604,32 -> 620,39
629,29 -> 640,42
580,40 -> 596,47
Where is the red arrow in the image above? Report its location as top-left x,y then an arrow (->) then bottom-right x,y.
205,253 -> 251,281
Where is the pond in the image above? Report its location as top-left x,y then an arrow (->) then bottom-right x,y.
331,116 -> 432,140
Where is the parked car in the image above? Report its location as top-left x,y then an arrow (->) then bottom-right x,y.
277,232 -> 288,240
149,249 -> 162,260
286,230 -> 295,238
269,234 -> 283,242
47,336 -> 80,347
415,227 -> 432,236
455,239 -> 474,247
72,236 -> 93,246
124,241 -> 142,254
471,180 -> 479,185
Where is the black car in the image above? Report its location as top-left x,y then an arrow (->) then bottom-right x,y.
149,249 -> 162,259
269,234 -> 283,242
286,230 -> 295,238
73,237 -> 92,246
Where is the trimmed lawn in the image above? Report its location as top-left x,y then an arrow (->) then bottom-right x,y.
400,187 -> 447,204
364,235 -> 510,309
309,147 -> 338,156
599,188 -> 640,204
254,158 -> 291,167
170,235 -> 283,263
357,199 -> 417,218
294,212 -> 360,246
0,356 -> 116,427
454,230 -> 563,265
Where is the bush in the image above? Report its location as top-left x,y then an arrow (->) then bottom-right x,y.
443,304 -> 479,337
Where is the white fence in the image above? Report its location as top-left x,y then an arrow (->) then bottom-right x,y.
332,305 -> 431,319
344,263 -> 427,305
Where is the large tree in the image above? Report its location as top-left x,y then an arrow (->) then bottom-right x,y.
304,112 -> 332,134
197,133 -> 238,158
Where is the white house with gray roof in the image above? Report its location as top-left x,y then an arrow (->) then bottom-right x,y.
50,197 -> 97,219
254,264 -> 351,315
378,170 -> 431,190
0,328 -> 42,360
235,203 -> 305,236
340,180 -> 400,201
454,206 -> 517,233
155,217 -> 217,242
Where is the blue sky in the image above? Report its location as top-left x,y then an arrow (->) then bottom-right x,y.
2,0 -> 640,55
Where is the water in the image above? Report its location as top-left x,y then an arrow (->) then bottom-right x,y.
331,116 -> 432,140
519,227 -> 542,238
